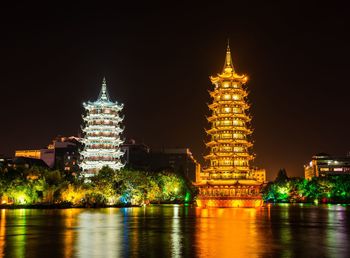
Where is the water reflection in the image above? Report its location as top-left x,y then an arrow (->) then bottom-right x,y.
195,208 -> 264,257
63,209 -> 81,258
325,205 -> 349,257
0,210 -> 5,258
0,204 -> 348,257
170,205 -> 181,258
76,209 -> 123,258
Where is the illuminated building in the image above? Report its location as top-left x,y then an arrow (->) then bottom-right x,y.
195,43 -> 263,207
15,149 -> 55,168
304,153 -> 350,179
249,168 -> 266,183
14,136 -> 80,171
15,150 -> 41,159
80,78 -> 125,176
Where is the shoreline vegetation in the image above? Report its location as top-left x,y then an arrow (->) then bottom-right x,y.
0,201 -> 195,209
0,166 -> 196,208
1,167 -> 350,209
262,169 -> 350,205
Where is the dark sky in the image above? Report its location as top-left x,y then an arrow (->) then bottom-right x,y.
0,2 -> 349,180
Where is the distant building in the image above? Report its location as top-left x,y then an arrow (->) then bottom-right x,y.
304,153 -> 350,179
120,140 -> 200,182
49,136 -> 81,172
12,157 -> 50,169
149,148 -> 200,182
14,136 -> 81,172
15,149 -> 55,168
121,139 -> 150,171
0,155 -> 12,170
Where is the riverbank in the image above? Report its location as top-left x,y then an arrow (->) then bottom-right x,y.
0,200 -> 194,209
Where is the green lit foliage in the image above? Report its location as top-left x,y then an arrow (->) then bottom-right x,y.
262,169 -> 291,203
263,171 -> 350,204
156,172 -> 186,201
6,179 -> 39,204
0,166 -> 195,207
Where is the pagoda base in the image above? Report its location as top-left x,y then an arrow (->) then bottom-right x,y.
196,196 -> 263,208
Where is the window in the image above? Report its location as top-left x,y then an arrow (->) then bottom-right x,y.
234,147 -> 244,152
233,133 -> 243,139
222,82 -> 230,88
233,120 -> 241,126
233,95 -> 240,100
223,107 -> 231,113
221,133 -> 232,139
222,120 -> 231,126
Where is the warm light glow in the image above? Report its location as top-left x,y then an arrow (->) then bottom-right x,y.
196,199 -> 263,208
195,44 -> 263,207
0,209 -> 5,255
15,150 -> 41,159
194,208 -> 264,257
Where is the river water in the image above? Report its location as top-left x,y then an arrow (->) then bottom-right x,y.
0,204 -> 349,257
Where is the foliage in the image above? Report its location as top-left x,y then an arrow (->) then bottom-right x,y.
0,165 -> 195,207
262,170 -> 350,204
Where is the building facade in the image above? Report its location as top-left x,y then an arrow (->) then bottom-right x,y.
249,168 -> 266,183
49,136 -> 81,172
121,139 -> 150,171
15,149 -> 55,168
80,78 -> 125,177
14,136 -> 80,172
149,148 -> 200,182
194,44 -> 263,207
304,153 -> 350,179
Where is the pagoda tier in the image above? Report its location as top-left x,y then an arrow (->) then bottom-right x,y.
194,43 -> 263,208
80,78 -> 125,177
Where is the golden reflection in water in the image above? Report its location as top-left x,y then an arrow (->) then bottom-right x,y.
195,207 -> 263,258
63,209 -> 81,258
171,205 -> 181,258
14,209 -> 26,258
0,209 -> 5,258
76,209 -> 122,258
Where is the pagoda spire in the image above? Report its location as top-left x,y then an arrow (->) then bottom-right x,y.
98,77 -> 110,101
223,40 -> 234,74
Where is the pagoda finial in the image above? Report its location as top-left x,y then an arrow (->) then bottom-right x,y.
98,77 -> 110,101
223,40 -> 234,74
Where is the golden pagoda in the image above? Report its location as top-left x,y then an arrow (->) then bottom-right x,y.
195,43 -> 263,208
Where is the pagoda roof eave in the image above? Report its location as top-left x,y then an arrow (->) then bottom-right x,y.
83,100 -> 123,109
195,179 -> 262,186
210,73 -> 247,83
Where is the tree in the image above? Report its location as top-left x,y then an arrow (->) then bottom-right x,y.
275,168 -> 289,183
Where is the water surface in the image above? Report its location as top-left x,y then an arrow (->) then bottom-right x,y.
0,204 -> 349,257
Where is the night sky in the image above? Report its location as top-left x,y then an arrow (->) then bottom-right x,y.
1,3 -> 349,180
